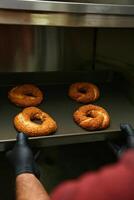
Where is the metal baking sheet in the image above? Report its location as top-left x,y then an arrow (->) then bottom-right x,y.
0,81 -> 134,151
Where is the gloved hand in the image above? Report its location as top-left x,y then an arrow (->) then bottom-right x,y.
108,123 -> 134,158
6,132 -> 40,178
120,123 -> 134,148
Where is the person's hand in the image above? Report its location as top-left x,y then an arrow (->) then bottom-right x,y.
108,123 -> 134,158
6,133 -> 40,178
120,123 -> 134,148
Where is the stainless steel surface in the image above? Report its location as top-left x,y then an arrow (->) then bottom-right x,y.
1,0 -> 134,15
0,71 -> 134,151
0,26 -> 94,72
74,0 -> 134,3
1,10 -> 134,27
0,26 -> 62,72
0,26 -> 134,72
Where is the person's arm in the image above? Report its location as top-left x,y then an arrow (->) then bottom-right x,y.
16,173 -> 49,200
51,149 -> 134,200
50,124 -> 134,200
6,133 -> 50,200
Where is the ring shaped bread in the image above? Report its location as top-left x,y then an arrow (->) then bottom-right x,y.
14,107 -> 57,136
73,104 -> 110,130
69,82 -> 100,103
8,84 -> 43,107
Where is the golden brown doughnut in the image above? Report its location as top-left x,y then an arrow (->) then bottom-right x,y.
73,104 -> 110,130
68,82 -> 100,103
14,107 -> 57,136
8,84 -> 43,107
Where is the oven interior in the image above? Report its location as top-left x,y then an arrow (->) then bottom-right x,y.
0,26 -> 133,148
0,25 -> 134,199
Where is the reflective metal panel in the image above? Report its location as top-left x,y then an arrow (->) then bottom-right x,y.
0,25 -> 94,72
1,11 -> 134,27
0,26 -> 60,72
53,0 -> 134,4
0,0 -> 134,15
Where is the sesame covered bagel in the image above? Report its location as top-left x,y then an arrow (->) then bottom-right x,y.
14,107 -> 57,136
73,104 -> 110,131
69,82 -> 100,103
8,84 -> 43,107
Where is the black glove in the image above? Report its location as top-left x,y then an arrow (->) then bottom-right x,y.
6,132 -> 40,178
120,123 -> 134,148
108,123 -> 134,158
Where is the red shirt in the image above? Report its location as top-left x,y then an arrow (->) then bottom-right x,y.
51,150 -> 134,200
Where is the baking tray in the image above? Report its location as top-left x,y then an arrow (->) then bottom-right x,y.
0,72 -> 134,151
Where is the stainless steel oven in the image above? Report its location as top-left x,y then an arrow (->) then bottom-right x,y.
0,1 -> 134,198
0,0 -> 134,150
